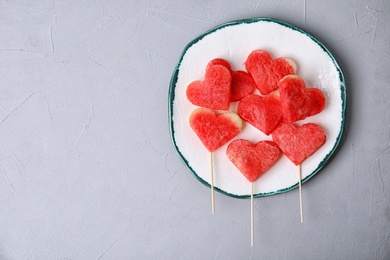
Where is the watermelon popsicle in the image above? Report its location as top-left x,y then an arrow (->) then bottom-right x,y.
186,64 -> 232,110
245,50 -> 297,95
226,139 -> 282,246
272,122 -> 327,222
189,108 -> 242,214
237,91 -> 283,135
278,75 -> 326,123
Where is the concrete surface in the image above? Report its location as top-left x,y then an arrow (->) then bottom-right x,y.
0,0 -> 389,259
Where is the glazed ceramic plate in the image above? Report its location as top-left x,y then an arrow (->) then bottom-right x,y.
169,18 -> 345,198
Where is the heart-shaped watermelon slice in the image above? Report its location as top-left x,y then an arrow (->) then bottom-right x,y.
272,123 -> 326,165
226,139 -> 282,182
186,64 -> 231,110
245,50 -> 297,95
279,75 -> 326,123
207,58 -> 256,102
189,108 -> 242,152
237,92 -> 283,135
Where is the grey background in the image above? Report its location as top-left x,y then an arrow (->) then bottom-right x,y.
0,0 -> 389,259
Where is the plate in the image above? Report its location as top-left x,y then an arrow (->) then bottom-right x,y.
168,18 -> 346,198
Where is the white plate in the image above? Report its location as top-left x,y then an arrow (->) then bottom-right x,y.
169,18 -> 346,198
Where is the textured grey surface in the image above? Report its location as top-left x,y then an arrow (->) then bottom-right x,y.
0,0 -> 389,259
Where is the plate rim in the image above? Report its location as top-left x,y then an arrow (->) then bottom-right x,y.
168,17 -> 346,199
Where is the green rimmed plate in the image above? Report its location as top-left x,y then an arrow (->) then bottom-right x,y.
169,18 -> 345,198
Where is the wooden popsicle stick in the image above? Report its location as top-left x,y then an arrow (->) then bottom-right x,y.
298,164 -> 303,223
210,152 -> 215,214
251,182 -> 254,247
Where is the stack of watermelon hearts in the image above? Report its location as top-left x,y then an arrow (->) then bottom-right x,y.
186,50 -> 327,184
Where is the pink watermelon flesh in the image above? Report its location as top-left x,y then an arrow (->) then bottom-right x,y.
189,108 -> 242,152
245,50 -> 296,95
186,64 -> 231,110
237,92 -> 283,135
272,123 -> 326,165
226,139 -> 282,182
207,58 -> 255,102
279,75 -> 326,123
230,70 -> 256,102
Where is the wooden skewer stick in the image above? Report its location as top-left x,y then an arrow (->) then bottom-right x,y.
298,164 -> 303,223
210,152 -> 215,214
251,182 -> 254,247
